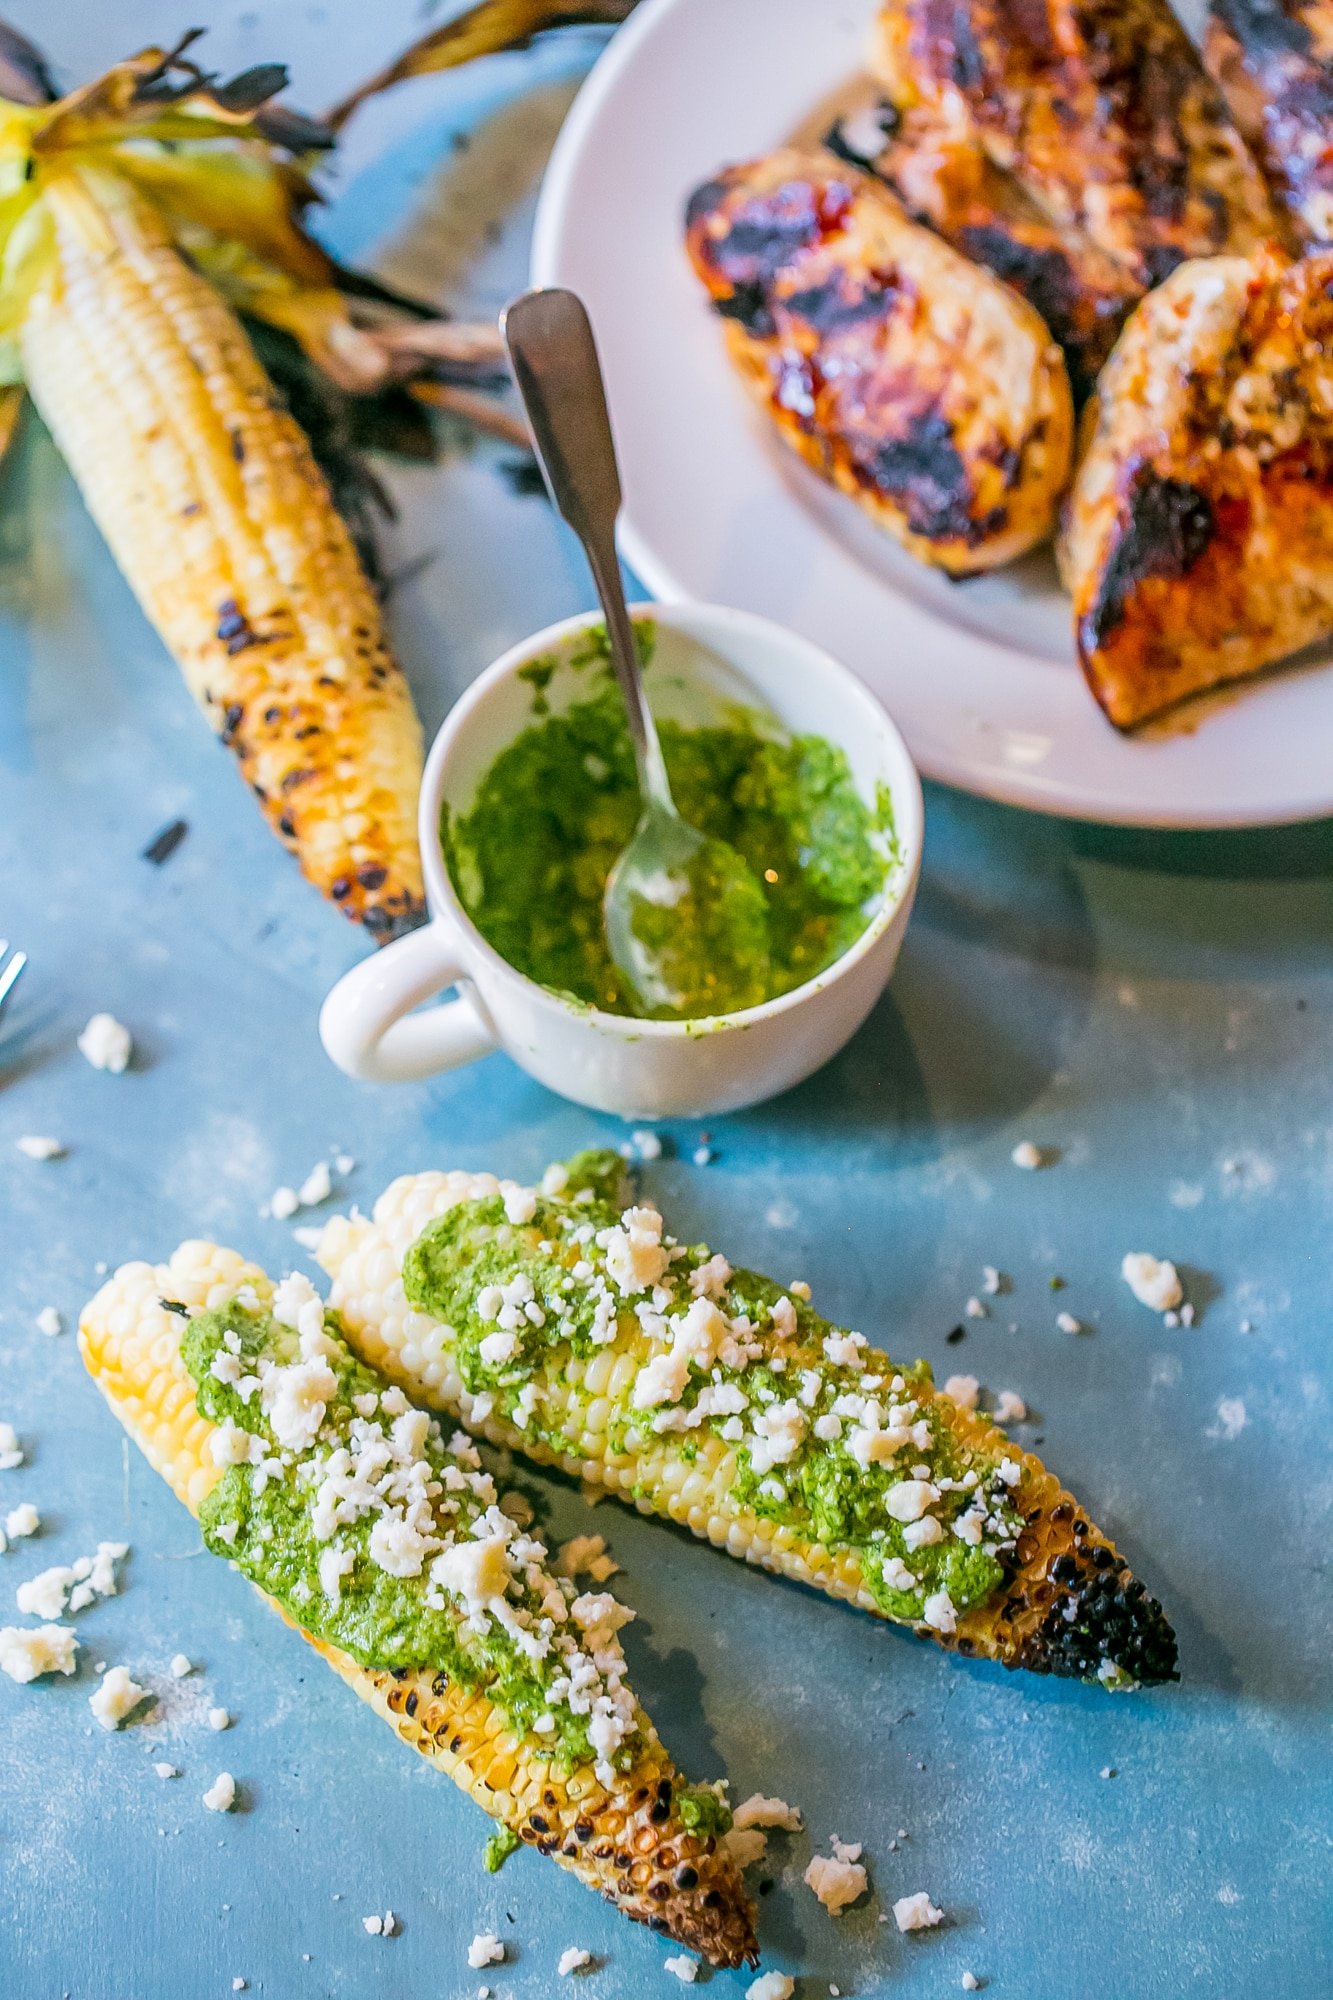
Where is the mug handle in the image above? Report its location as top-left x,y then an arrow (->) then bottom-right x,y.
319,919 -> 498,1084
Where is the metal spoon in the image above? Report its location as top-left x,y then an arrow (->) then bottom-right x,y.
502,287 -> 770,1017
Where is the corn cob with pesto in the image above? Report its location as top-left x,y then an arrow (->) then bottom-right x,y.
318,1151 -> 1179,1689
78,1242 -> 757,1966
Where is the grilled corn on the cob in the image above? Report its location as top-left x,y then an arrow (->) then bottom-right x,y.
319,1154 -> 1178,1689
78,1242 -> 757,1966
20,165 -> 424,937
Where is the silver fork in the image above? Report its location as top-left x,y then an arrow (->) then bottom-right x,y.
0,940 -> 27,1017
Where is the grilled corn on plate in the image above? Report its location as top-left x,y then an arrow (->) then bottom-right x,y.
79,1241 -> 757,1967
319,1152 -> 1178,1690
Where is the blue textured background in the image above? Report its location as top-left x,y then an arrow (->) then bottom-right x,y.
1,8 -> 1329,1996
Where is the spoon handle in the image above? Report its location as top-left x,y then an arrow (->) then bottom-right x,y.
502,287 -> 671,805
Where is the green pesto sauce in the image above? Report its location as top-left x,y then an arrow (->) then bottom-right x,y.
401,1153 -> 1022,1623
483,1825 -> 521,1872
181,1301 -> 637,1774
676,1784 -> 734,1837
443,674 -> 892,1020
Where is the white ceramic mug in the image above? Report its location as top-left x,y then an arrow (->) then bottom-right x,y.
319,602 -> 923,1117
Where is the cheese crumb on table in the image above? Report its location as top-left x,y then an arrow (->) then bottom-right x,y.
746,1974 -> 795,2000
553,1533 -> 619,1584
1121,1252 -> 1183,1313
557,1946 -> 593,1975
0,1423 -> 22,1471
893,1890 -> 945,1932
981,1265 -> 1004,1294
16,1135 -> 63,1159
964,1296 -> 987,1319
35,1307 -> 62,1338
468,1934 -> 505,1969
663,1954 -> 699,1982
153,1762 -> 178,1779
362,1916 -> 383,1936
169,1653 -> 193,1679
5,1503 -> 39,1540
942,1374 -> 979,1410
209,1706 -> 231,1731
733,1794 -> 804,1832
993,1390 -> 1027,1425
1056,1311 -> 1083,1335
202,1771 -> 236,1812
805,1835 -> 868,1914
1010,1140 -> 1046,1169
962,1975 -> 982,1991
90,1665 -> 150,1730
722,1827 -> 767,1869
78,1013 -> 133,1072
0,1622 -> 77,1681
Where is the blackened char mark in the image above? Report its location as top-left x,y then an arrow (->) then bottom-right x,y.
822,101 -> 900,169
691,179 -> 824,291
684,176 -> 733,233
783,270 -> 899,333
920,0 -> 987,90
1213,0 -> 1312,59
1085,468 -> 1215,649
1016,1551 -> 1179,1687
715,282 -> 775,338
857,410 -> 977,543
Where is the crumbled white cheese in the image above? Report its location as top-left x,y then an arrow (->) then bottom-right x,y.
805,1839 -> 868,1914
733,1794 -> 803,1833
169,1653 -> 193,1679
746,1975 -> 795,2000
299,1161 -> 333,1207
154,1762 -> 178,1780
557,1946 -> 592,1975
16,1135 -> 63,1159
78,1013 -> 133,1072
553,1534 -> 619,1584
5,1503 -> 39,1540
942,1374 -> 979,1410
962,1974 -> 981,1990
468,1934 -> 505,1969
90,1664 -> 150,1731
964,1296 -> 987,1320
503,1184 -> 538,1225
693,1146 -> 713,1167
1010,1141 -> 1044,1169
602,1206 -> 670,1295
0,1622 -> 77,1681
993,1390 -> 1027,1425
35,1307 -> 62,1338
17,1566 -> 77,1620
433,1533 -> 511,1616
981,1266 -> 1003,1295
362,1915 -> 383,1936
894,1891 -> 944,1932
202,1771 -> 236,1812
1056,1311 -> 1083,1335
479,1329 -> 520,1368
209,1706 -> 231,1732
269,1186 -> 300,1220
922,1590 -> 957,1635
723,1827 -> 768,1869
663,1954 -> 699,1982
883,1480 -> 939,1523
1121,1253 -> 1183,1313
881,1556 -> 917,1592
902,1515 -> 943,1551
0,1423 -> 22,1472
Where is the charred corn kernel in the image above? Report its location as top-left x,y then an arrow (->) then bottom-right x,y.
319,1167 -> 1179,1690
78,1242 -> 756,1968
20,165 -> 424,940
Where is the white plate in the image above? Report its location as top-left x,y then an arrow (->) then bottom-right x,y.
532,0 -> 1333,827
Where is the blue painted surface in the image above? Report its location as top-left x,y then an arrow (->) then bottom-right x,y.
1,10 -> 1331,1998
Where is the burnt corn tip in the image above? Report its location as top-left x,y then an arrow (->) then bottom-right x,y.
1021,1556 -> 1179,1688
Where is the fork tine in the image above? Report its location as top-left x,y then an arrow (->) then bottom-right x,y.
0,946 -> 27,1011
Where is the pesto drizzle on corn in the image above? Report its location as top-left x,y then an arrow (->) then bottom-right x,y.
181,1275 -> 640,1777
399,1152 -> 1024,1627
